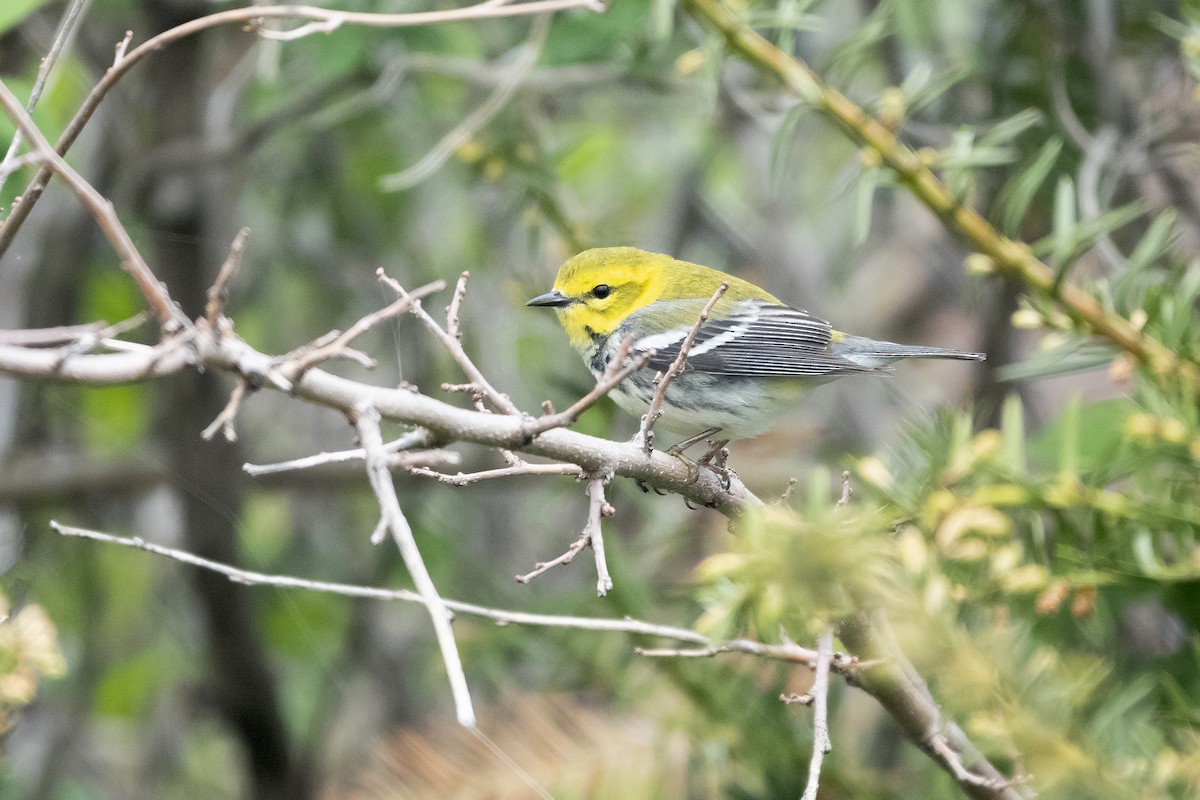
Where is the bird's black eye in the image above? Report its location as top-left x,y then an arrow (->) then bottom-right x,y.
592,284 -> 612,299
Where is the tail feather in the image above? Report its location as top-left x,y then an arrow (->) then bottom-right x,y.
834,334 -> 986,369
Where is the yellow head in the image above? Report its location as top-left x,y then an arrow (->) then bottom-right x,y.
526,247 -> 665,349
527,247 -> 774,350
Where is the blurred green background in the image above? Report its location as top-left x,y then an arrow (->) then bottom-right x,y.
1,0 -> 1198,798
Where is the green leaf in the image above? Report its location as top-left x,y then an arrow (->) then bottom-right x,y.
0,0 -> 52,35
1126,210 -> 1177,275
978,108 -> 1044,148
995,137 -> 1063,235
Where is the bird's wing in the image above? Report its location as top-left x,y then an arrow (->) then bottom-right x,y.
630,298 -> 875,377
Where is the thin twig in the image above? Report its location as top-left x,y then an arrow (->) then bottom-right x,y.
49,313 -> 148,368
377,269 -> 520,414
837,470 -> 852,506
0,81 -> 187,331
802,628 -> 834,800
445,272 -> 470,338
0,0 -> 91,194
0,324 -> 105,347
242,429 -> 437,475
516,471 -> 615,595
200,378 -> 249,442
410,461 -> 581,485
48,519 -> 836,666
637,282 -> 727,453
286,279 -> 445,377
206,227 -> 251,327
355,403 -> 475,728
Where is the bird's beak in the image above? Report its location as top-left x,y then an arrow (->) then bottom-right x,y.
526,289 -> 572,308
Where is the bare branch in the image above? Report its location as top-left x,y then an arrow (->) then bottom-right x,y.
524,335 -> 651,436
242,429 -> 438,476
377,269 -> 521,415
638,282 -> 728,453
516,472 -> 615,595
801,628 -> 834,800
354,404 -> 475,728
0,0 -> 90,194
206,227 -> 251,327
200,378 -> 249,442
445,272 -> 470,339
47,519 -> 834,663
0,80 -> 188,331
284,279 -> 445,378
410,461 -> 581,485
0,324 -> 106,347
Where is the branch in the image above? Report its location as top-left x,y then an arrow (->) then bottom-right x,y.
0,0 -> 89,193
283,279 -> 445,378
377,270 -> 521,415
50,520 -> 832,664
354,404 -> 475,728
516,471 -> 615,595
837,615 -> 1027,800
0,0 -> 606,257
801,628 -> 834,800
682,0 -> 1199,392
0,80 -> 188,331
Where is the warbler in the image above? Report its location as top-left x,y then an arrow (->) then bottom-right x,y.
528,247 -> 984,444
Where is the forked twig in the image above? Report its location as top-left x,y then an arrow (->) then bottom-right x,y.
377,269 -> 519,415
516,472 -> 616,595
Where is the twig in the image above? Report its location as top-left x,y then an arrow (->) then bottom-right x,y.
206,227 -> 251,327
49,313 -> 148,368
48,519 -> 837,665
377,269 -> 520,415
200,378 -> 249,442
0,324 -> 104,346
410,461 -> 581,485
0,0 -> 91,194
242,429 -> 437,475
837,470 -> 852,506
113,30 -> 133,65
0,81 -> 188,332
585,474 -> 614,595
445,272 -> 470,338
516,472 -> 615,595
354,403 -> 475,728
379,14 -> 550,191
837,614 -> 1025,800
524,335 -> 651,436
801,627 -> 834,800
285,279 -> 446,378
637,282 -> 728,454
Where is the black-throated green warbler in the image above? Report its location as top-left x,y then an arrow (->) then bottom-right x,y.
528,247 -> 984,442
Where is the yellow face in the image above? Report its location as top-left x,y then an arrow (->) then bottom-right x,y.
527,248 -> 666,349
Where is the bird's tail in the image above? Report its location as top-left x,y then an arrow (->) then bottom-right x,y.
833,334 -> 986,369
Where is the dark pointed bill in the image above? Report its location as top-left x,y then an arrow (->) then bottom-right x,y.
526,289 -> 572,307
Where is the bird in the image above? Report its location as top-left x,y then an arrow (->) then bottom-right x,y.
528,246 -> 984,451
